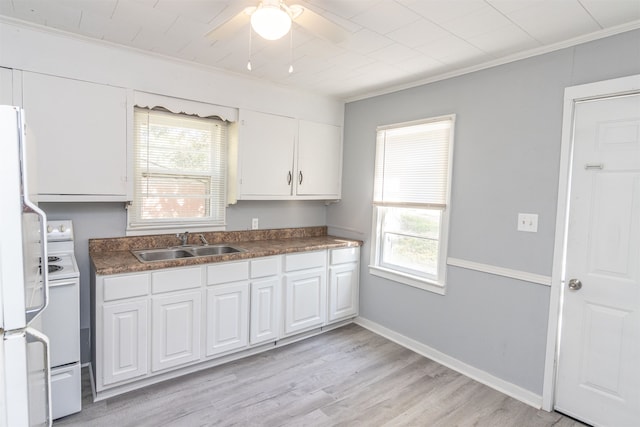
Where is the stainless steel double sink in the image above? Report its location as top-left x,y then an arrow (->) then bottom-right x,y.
132,245 -> 246,263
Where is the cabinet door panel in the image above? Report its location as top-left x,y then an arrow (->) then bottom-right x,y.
206,282 -> 249,356
102,300 -> 148,386
296,120 -> 342,198
151,291 -> 201,372
329,263 -> 359,322
250,277 -> 280,345
284,269 -> 326,335
22,72 -> 128,198
238,110 -> 296,197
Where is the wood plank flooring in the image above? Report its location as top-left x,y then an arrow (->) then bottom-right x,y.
54,324 -> 585,427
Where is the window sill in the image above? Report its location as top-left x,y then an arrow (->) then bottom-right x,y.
368,265 -> 446,295
126,223 -> 226,236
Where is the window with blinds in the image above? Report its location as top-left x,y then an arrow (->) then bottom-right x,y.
370,115 -> 455,292
129,107 -> 227,231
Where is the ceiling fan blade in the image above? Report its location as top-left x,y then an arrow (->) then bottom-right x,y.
205,7 -> 254,40
292,5 -> 349,44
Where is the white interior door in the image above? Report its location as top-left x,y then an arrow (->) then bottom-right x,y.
555,92 -> 640,426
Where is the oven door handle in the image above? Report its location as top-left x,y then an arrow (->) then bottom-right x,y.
48,278 -> 78,288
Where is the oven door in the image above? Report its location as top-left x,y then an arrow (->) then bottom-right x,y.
40,278 -> 79,367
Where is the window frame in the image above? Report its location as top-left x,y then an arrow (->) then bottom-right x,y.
126,107 -> 228,235
369,114 -> 455,295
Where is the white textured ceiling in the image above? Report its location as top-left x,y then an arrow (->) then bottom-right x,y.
1,0 -> 639,100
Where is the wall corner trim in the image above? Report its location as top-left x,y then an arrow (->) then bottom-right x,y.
447,257 -> 552,286
354,316 -> 544,410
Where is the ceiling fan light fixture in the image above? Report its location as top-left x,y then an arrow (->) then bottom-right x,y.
250,2 -> 292,40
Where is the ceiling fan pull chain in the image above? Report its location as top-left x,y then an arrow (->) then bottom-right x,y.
289,29 -> 294,74
247,24 -> 253,71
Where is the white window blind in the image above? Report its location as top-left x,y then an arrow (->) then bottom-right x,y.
130,107 -> 227,230
370,115 -> 455,292
374,117 -> 453,208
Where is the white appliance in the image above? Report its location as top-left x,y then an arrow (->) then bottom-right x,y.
41,220 -> 81,419
0,105 -> 52,426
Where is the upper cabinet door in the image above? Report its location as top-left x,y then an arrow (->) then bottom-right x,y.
0,67 -> 13,104
22,72 -> 129,201
237,109 -> 296,198
296,120 -> 342,199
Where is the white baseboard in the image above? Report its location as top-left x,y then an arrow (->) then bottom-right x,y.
354,316 -> 543,410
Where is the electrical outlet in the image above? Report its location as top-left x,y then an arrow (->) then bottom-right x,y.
251,218 -> 259,230
517,213 -> 538,232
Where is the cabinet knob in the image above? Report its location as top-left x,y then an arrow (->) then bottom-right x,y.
287,171 -> 292,185
299,171 -> 303,185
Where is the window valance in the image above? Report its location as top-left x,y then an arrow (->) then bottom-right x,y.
134,91 -> 238,122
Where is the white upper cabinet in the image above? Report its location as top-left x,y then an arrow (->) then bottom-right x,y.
234,109 -> 342,200
296,120 -> 342,198
21,71 -> 129,201
236,109 -> 297,198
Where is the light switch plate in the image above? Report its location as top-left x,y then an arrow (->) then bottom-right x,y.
251,218 -> 259,230
517,213 -> 538,232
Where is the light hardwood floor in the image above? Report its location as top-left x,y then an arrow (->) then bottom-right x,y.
55,324 -> 585,427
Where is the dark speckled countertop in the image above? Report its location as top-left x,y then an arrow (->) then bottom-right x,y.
90,226 -> 362,276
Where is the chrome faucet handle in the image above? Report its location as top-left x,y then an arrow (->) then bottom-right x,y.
176,231 -> 189,246
198,234 -> 209,246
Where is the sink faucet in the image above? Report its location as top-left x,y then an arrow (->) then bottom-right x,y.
177,231 -> 189,246
198,234 -> 209,246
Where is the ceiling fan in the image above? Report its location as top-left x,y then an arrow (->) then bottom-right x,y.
206,0 -> 349,43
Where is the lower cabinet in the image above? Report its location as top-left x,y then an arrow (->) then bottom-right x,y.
151,291 -> 201,372
283,251 -> 327,336
249,257 -> 280,345
93,246 -> 359,398
328,247 -> 360,322
205,261 -> 250,357
102,299 -> 148,386
250,277 -> 280,344
206,282 -> 249,357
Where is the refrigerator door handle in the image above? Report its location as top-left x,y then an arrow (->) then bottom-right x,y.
26,327 -> 52,427
19,109 -> 49,323
23,203 -> 48,323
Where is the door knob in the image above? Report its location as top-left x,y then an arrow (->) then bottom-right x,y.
568,279 -> 582,291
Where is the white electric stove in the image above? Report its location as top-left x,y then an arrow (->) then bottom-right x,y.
41,220 -> 82,419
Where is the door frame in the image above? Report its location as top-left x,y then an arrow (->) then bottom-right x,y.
542,73 -> 640,411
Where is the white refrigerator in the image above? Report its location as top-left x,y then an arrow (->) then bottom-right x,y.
0,105 -> 52,426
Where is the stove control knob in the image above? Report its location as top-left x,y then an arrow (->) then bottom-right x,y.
47,225 -> 52,233
59,224 -> 65,232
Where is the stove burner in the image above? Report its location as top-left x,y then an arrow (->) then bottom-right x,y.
49,265 -> 63,274
49,256 -> 61,263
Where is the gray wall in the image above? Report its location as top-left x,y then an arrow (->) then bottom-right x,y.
43,200 -> 327,363
327,29 -> 640,395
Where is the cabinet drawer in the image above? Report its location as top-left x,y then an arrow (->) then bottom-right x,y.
207,261 -> 249,285
284,251 -> 326,272
251,257 -> 280,278
330,247 -> 360,265
50,363 -> 81,419
103,273 -> 149,301
152,267 -> 202,294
